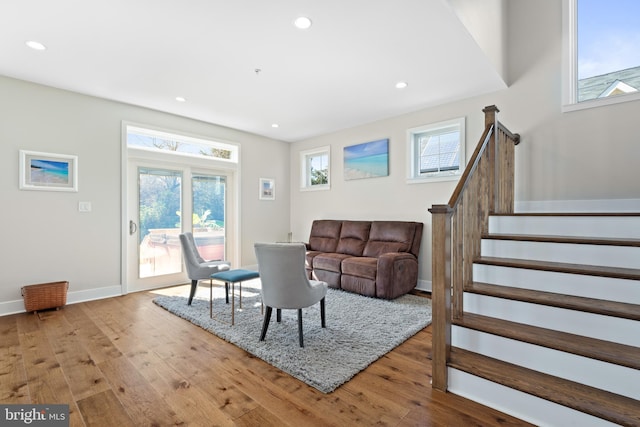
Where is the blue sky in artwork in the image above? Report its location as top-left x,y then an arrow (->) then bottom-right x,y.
344,139 -> 388,160
578,0 -> 640,79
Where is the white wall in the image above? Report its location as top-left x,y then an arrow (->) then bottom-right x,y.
289,0 -> 640,290
0,76 -> 290,314
2,0 -> 638,312
449,0 -> 507,83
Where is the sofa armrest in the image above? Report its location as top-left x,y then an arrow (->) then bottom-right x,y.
376,252 -> 419,299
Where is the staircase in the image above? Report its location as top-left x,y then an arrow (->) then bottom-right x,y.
428,106 -> 640,426
447,212 -> 640,426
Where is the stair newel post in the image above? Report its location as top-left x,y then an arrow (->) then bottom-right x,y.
428,204 -> 453,392
483,105 -> 500,215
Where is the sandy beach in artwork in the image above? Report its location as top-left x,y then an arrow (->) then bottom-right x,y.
344,167 -> 381,180
31,167 -> 69,184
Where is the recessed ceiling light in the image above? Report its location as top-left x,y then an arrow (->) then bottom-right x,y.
294,16 -> 312,30
271,123 -> 280,128
25,40 -> 46,51
395,81 -> 408,89
175,96 -> 186,102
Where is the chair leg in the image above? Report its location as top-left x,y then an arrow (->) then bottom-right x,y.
320,297 -> 326,328
276,308 -> 282,322
188,279 -> 198,305
298,309 -> 304,347
260,306 -> 273,341
225,282 -> 229,304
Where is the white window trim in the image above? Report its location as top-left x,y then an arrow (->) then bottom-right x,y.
300,145 -> 331,191
121,121 -> 241,289
126,124 -> 239,163
406,117 -> 465,184
562,0 -> 640,112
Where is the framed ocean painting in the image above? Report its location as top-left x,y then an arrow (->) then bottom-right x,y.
344,138 -> 389,180
19,150 -> 78,192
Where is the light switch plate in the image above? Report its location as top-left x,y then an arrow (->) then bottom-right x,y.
79,201 -> 92,212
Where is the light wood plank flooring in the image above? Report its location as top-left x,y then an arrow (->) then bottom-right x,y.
0,284 -> 532,426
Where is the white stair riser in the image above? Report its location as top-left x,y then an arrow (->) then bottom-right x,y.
453,327 -> 640,399
463,293 -> 640,347
489,216 -> 640,239
481,239 -> 640,269
448,369 -> 620,427
473,264 -> 640,305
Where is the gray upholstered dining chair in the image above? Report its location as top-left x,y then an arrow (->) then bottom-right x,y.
179,232 -> 230,305
254,242 -> 327,347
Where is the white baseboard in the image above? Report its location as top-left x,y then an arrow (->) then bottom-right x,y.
415,279 -> 432,293
0,285 -> 123,317
515,198 -> 640,213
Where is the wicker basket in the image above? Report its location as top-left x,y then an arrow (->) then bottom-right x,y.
21,281 -> 69,313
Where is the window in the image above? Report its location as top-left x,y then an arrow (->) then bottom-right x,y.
563,0 -> 640,111
300,146 -> 330,190
407,117 -> 465,183
127,126 -> 238,163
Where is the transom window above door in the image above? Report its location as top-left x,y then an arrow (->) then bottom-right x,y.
127,126 -> 238,163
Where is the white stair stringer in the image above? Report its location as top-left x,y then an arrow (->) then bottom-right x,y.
447,369 -> 620,427
463,293 -> 640,347
480,239 -> 640,269
473,263 -> 640,304
452,326 -> 640,399
488,215 -> 640,239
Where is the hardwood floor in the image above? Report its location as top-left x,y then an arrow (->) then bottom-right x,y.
1,285 -> 532,426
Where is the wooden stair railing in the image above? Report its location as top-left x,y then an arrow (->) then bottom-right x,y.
428,105 -> 520,391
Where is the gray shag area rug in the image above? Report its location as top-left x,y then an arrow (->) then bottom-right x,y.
153,285 -> 432,393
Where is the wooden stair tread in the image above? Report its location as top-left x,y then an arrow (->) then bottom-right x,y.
449,347 -> 640,427
466,282 -> 640,321
475,256 -> 640,281
482,233 -> 640,247
453,312 -> 640,370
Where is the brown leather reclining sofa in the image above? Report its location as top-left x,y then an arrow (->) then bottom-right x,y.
305,220 -> 423,299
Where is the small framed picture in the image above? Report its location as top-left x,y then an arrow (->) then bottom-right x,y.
259,178 -> 275,200
19,150 -> 78,192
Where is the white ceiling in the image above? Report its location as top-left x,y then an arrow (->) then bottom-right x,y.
0,0 -> 506,142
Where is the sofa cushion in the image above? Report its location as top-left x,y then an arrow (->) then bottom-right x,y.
363,221 -> 415,257
305,250 -> 323,270
312,269 -> 341,288
308,220 -> 342,253
342,257 -> 377,280
341,275 -> 376,297
335,221 -> 371,256
313,253 -> 351,273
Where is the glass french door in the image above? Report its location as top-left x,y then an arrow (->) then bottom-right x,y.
126,161 -> 227,292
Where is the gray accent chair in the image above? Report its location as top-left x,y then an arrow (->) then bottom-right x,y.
179,232 -> 230,305
254,243 -> 328,347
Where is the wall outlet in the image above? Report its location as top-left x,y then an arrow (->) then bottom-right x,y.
79,201 -> 92,212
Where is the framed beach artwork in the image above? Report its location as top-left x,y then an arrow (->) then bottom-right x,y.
259,177 -> 275,200
19,150 -> 78,192
343,138 -> 389,180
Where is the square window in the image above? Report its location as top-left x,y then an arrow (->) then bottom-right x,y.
300,146 -> 330,190
407,117 -> 465,183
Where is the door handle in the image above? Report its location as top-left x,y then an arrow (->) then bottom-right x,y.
129,220 -> 138,235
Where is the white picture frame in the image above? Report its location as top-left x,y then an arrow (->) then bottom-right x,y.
259,178 -> 275,200
19,150 -> 78,192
